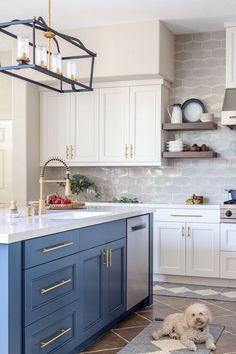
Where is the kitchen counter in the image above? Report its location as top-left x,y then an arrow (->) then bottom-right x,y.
0,205 -> 154,244
86,202 -> 220,209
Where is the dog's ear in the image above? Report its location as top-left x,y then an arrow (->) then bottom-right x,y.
182,309 -> 190,329
206,307 -> 213,323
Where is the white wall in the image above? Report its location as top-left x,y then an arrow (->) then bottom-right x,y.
64,20 -> 175,82
0,50 -> 12,118
12,80 -> 40,206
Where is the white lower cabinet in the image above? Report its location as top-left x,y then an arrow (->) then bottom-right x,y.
186,223 -> 219,278
154,221 -> 220,278
154,222 -> 185,275
220,224 -> 236,279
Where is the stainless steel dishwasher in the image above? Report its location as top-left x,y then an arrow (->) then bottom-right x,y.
127,215 -> 149,310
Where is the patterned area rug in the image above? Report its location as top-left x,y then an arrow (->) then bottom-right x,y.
118,321 -> 224,354
154,282 -> 236,301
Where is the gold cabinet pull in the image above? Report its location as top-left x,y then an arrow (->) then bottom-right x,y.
109,249 -> 112,267
66,145 -> 70,159
42,242 -> 74,253
71,145 -> 74,159
103,249 -> 109,268
40,327 -> 71,349
125,144 -> 129,159
40,278 -> 72,294
130,144 -> 134,158
188,226 -> 191,238
182,226 -> 185,237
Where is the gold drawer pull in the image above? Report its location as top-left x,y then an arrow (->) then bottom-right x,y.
130,144 -> 134,158
66,145 -> 70,159
42,242 -> 74,253
109,249 -> 112,267
40,327 -> 71,349
170,214 -> 203,218
103,249 -> 109,268
40,278 -> 72,294
125,144 -> 129,159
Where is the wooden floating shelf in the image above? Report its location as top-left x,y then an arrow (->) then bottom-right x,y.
162,151 -> 217,159
163,122 -> 218,131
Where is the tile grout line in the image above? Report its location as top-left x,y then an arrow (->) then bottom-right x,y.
113,325 -> 147,330
199,299 -> 236,314
111,329 -> 130,344
135,312 -> 152,322
80,347 -> 124,353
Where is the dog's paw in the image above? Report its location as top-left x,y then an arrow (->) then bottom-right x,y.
169,332 -> 180,340
206,342 -> 216,351
187,343 -> 197,351
152,331 -> 160,341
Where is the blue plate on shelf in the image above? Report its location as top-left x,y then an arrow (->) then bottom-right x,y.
181,98 -> 207,123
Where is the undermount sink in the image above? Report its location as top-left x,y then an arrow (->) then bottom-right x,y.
48,211 -> 111,220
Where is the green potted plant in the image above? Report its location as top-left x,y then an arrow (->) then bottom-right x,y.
59,174 -> 102,199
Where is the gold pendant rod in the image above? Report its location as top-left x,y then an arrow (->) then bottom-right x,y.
48,0 -> 51,69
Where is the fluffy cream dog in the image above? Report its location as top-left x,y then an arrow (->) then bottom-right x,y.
152,303 -> 216,351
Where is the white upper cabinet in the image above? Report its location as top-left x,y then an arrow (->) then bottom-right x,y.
99,87 -> 129,162
40,80 -> 168,166
72,90 -> 99,162
226,25 -> 236,88
40,92 -> 71,163
130,85 -> 162,163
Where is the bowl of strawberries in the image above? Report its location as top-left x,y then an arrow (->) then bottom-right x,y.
46,193 -> 85,210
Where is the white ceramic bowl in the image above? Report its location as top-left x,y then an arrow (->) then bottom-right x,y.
200,113 -> 214,122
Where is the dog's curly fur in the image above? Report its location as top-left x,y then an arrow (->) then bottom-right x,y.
152,303 -> 216,351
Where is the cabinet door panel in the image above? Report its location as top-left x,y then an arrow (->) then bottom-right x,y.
226,27 -> 236,88
80,246 -> 105,340
24,301 -> 80,354
221,223 -> 236,251
104,238 -> 126,321
220,251 -> 236,279
186,223 -> 219,278
130,85 -> 161,163
40,92 -> 70,163
24,254 -> 80,326
99,87 -> 129,161
154,221 -> 185,275
72,90 -> 99,162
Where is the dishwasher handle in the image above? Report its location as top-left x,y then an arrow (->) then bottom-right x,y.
131,223 -> 147,232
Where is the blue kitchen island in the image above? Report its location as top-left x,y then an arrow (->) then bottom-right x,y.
0,206 -> 153,354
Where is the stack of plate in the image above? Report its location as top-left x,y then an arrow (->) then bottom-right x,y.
166,139 -> 186,152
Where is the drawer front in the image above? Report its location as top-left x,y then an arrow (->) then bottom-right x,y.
154,208 -> 220,223
24,229 -> 80,269
24,301 -> 80,354
220,251 -> 236,279
24,254 -> 80,325
221,223 -> 236,251
80,220 -> 126,251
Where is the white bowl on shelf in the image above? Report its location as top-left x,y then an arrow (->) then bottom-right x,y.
200,113 -> 214,122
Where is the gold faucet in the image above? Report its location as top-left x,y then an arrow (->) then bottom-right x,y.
39,157 -> 72,214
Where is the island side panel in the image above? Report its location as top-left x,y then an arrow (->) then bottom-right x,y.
0,243 -> 22,354
148,213 -> 153,306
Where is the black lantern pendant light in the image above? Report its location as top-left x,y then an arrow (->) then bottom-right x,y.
0,0 -> 96,93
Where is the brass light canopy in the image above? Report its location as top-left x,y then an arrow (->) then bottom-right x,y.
0,0 -> 96,93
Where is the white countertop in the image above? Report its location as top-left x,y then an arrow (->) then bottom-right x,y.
0,205 -> 154,244
86,202 -> 220,210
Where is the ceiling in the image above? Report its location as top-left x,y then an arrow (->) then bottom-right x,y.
0,0 -> 236,34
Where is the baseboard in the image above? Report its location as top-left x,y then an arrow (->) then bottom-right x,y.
153,274 -> 236,288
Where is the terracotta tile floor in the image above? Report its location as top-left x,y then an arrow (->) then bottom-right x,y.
80,295 -> 236,354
